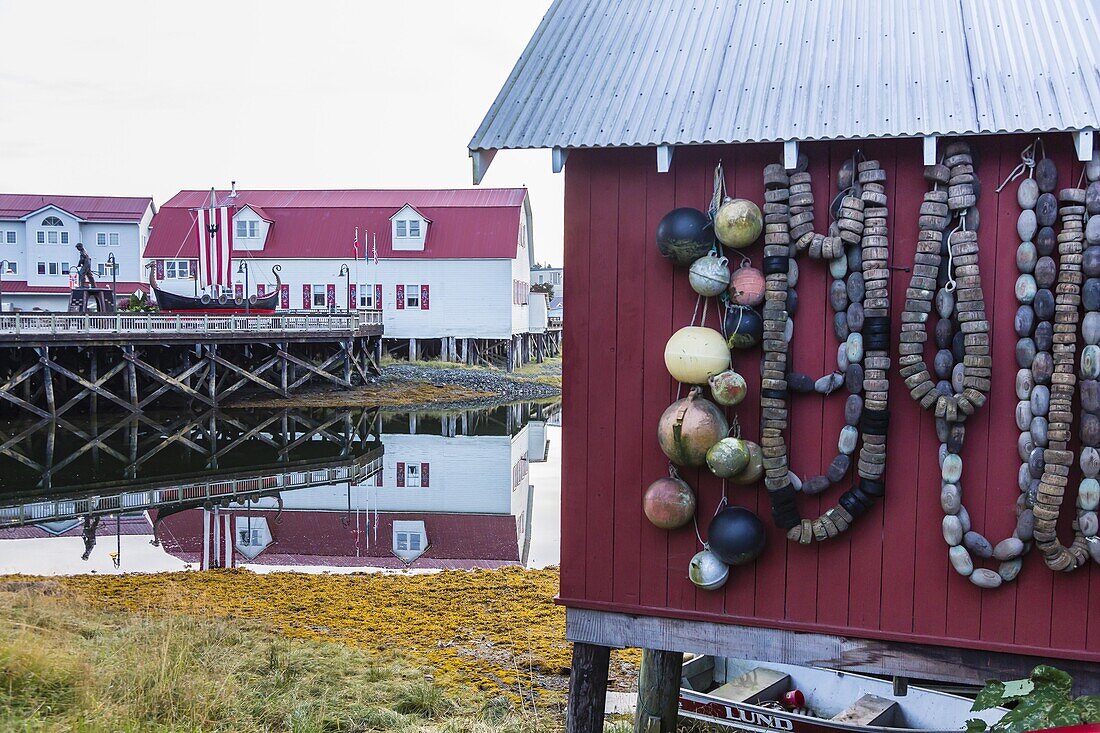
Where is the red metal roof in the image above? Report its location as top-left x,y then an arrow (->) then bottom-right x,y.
0,194 -> 152,222
1,280 -> 149,295
144,189 -> 527,260
154,509 -> 522,568
0,514 -> 151,540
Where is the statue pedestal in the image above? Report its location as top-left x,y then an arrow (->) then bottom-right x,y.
68,287 -> 117,314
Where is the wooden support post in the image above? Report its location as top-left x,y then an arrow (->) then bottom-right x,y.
280,342 -> 289,394
89,349 -> 98,417
208,343 -> 217,406
566,642 -> 611,733
507,337 -> 515,373
409,337 -> 417,361
634,649 -> 683,733
343,339 -> 352,385
125,345 -> 138,409
39,348 -> 55,416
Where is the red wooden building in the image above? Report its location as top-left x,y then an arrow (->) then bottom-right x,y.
472,0 -> 1100,727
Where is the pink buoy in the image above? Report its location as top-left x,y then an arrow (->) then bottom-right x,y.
728,265 -> 766,307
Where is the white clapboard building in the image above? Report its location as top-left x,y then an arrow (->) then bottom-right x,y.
0,194 -> 154,311
144,188 -> 557,368
152,404 -> 542,570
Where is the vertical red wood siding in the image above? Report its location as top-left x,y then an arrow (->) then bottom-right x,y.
560,135 -> 1100,664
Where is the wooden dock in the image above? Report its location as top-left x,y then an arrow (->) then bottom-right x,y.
0,310 -> 383,417
0,406 -> 384,528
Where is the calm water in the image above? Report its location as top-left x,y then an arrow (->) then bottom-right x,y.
0,402 -> 561,575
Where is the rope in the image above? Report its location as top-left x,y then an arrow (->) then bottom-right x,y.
996,138 -> 1040,193
944,216 -> 965,293
711,161 -> 727,219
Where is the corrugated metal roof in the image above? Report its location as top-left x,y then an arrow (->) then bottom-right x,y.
470,0 -> 1100,152
161,188 -> 527,210
0,194 -> 153,222
146,189 -> 527,260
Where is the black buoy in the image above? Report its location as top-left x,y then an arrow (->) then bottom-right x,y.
656,208 -> 714,266
724,304 -> 763,349
707,506 -> 766,566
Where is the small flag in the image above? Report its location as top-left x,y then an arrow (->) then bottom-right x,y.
372,233 -> 378,264
353,227 -> 359,258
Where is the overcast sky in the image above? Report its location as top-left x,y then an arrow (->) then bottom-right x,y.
0,0 -> 562,265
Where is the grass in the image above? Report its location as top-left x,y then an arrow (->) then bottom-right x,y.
0,569 -> 642,731
0,580 -> 556,732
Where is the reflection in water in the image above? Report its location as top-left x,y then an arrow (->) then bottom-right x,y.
0,401 -> 560,574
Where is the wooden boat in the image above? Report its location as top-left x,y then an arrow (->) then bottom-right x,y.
146,263 -> 281,313
679,657 -> 1006,733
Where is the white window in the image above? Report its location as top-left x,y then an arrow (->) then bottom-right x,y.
48,262 -> 58,275
61,261 -> 70,273
36,231 -> 44,244
60,232 -> 69,244
236,220 -> 259,238
312,285 -> 327,308
37,262 -> 45,275
96,233 -> 106,246
405,463 -> 421,487
5,262 -> 16,275
162,260 -> 190,279
3,232 -> 14,244
109,233 -> 119,246
41,216 -> 64,227
405,285 -> 419,308
47,231 -> 58,245
395,531 -> 422,552
238,528 -> 264,546
358,283 -> 374,308
409,220 -> 420,237
396,220 -> 407,238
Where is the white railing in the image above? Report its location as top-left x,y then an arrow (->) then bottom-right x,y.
0,309 -> 382,337
0,456 -> 383,527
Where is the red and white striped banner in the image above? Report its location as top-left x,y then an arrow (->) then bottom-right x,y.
195,203 -> 233,288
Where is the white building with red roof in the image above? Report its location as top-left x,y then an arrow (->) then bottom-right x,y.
144,188 -> 554,366
0,194 -> 154,311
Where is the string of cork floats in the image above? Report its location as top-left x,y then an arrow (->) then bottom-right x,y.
1031,177 -> 1096,571
900,140 -> 1021,589
760,153 -> 892,544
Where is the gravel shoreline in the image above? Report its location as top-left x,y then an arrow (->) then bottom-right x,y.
376,363 -> 560,411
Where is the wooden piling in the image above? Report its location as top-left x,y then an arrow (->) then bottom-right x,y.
566,642 -> 611,733
633,649 -> 683,733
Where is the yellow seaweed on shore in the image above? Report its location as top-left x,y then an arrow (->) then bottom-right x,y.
55,567 -> 636,704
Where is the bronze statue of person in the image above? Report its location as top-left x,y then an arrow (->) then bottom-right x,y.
75,242 -> 96,287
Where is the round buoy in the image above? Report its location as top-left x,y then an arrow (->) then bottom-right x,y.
689,548 -> 730,590
724,305 -> 763,349
642,476 -> 696,529
656,208 -> 714,266
688,254 -> 731,296
708,369 -> 748,406
713,198 -> 762,248
706,437 -> 751,478
728,266 -> 766,306
707,506 -> 766,566
664,326 -> 731,384
657,389 -> 729,467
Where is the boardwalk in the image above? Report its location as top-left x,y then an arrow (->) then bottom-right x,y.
0,310 -> 384,416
